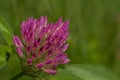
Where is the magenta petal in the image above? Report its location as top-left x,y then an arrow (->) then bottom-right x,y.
44,59 -> 52,64
56,17 -> 62,27
54,53 -> 69,64
62,58 -> 70,64
62,44 -> 69,52
37,63 -> 44,68
32,53 -> 36,59
27,58 -> 32,65
16,48 -> 24,57
13,36 -> 23,48
42,68 -> 57,74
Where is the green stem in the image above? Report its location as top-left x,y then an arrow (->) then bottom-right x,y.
11,71 -> 24,80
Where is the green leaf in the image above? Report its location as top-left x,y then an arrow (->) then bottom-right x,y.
0,45 -> 11,67
49,68 -> 81,80
0,15 -> 13,46
0,51 -> 20,80
50,64 -> 120,80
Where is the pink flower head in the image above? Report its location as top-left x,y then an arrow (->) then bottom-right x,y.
13,16 -> 70,74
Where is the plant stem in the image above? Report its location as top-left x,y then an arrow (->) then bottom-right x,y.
11,71 -> 24,80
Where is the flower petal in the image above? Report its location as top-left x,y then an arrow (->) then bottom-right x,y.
16,47 -> 24,58
13,36 -> 23,48
27,58 -> 32,65
42,68 -> 57,74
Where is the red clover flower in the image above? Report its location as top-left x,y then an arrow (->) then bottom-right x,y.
13,16 -> 70,75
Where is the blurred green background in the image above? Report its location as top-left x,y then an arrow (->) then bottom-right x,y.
0,0 -> 120,79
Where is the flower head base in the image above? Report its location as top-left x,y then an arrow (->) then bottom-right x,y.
13,16 -> 70,75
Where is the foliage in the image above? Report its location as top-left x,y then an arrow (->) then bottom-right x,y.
0,0 -> 120,80
50,64 -> 120,80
